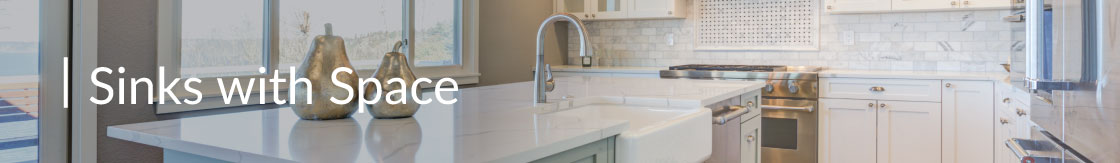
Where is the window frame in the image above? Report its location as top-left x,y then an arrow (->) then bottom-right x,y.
156,0 -> 478,113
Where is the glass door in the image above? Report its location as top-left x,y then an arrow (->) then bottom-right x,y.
0,0 -> 41,162
558,0 -> 590,19
593,0 -> 627,19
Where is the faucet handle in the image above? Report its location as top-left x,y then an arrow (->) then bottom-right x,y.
545,64 -> 556,92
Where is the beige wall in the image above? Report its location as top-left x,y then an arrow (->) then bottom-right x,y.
478,0 -> 567,86
97,0 -> 163,162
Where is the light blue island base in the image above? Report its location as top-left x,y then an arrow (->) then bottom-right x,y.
165,149 -> 230,163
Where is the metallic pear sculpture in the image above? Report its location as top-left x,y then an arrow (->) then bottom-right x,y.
291,23 -> 360,120
365,41 -> 421,119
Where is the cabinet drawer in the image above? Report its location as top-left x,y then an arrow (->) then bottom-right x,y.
821,78 -> 942,102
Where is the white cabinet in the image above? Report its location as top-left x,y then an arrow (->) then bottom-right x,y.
593,0 -> 628,19
893,0 -> 954,11
825,0 -> 893,13
820,98 -> 877,163
821,77 -> 1004,163
941,80 -> 995,163
992,82 -> 1033,163
554,0 -> 685,20
557,0 -> 592,20
820,99 -> 941,163
879,100 -> 943,163
827,0 -> 1013,13
994,108 -> 1017,163
629,0 -> 686,19
960,0 -> 1014,9
740,115 -> 761,163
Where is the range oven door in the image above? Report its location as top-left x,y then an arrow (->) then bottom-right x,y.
760,98 -> 817,163
1005,125 -> 1093,163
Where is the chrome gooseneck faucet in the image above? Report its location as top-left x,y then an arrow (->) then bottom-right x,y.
534,13 -> 593,104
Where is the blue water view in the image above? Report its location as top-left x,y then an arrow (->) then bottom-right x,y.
0,52 -> 38,76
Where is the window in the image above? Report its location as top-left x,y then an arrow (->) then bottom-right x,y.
180,0 -> 265,78
413,0 -> 459,67
158,0 -> 478,113
0,0 -> 40,161
277,0 -> 403,70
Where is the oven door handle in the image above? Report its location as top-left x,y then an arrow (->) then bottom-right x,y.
713,105 -> 752,125
761,105 -> 815,112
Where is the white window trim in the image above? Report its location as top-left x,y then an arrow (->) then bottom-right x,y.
38,0 -> 88,162
71,0 -> 100,162
155,0 -> 479,114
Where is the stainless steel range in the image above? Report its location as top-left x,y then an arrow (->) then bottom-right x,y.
662,64 -> 822,163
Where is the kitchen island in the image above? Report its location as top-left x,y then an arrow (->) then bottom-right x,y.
108,76 -> 764,163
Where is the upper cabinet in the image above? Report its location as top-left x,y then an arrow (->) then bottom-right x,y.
893,0 -> 954,10
557,0 -> 591,19
629,0 -> 686,19
555,0 -> 686,21
826,0 -> 891,13
827,0 -> 1017,14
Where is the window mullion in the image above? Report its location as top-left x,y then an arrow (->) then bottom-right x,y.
266,0 -> 279,73
405,0 -> 416,66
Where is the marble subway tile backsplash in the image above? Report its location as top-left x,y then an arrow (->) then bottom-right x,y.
568,7 -> 1025,72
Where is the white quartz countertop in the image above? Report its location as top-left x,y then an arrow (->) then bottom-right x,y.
819,69 -> 1008,81
108,76 -> 764,163
548,65 -> 1010,81
550,65 -> 664,74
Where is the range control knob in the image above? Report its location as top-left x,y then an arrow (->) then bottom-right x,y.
788,81 -> 800,93
764,82 -> 775,93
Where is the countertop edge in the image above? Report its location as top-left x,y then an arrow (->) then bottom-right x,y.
550,65 -> 664,74
107,125 -> 298,163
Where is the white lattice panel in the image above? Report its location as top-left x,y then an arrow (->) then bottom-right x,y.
695,0 -> 820,51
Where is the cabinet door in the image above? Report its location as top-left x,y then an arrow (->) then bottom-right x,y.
826,0 -> 891,13
994,115 -> 1007,163
877,100 -> 942,163
995,108 -> 1017,163
941,80 -> 994,163
819,99 -> 877,163
591,0 -> 627,19
1010,100 -> 1031,138
961,0 -> 1011,8
557,0 -> 591,19
740,116 -> 761,163
629,0 -> 682,18
893,0 -> 956,10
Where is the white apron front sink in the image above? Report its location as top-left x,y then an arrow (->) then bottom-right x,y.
549,103 -> 713,163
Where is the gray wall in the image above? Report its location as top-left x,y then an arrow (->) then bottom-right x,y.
478,0 -> 567,86
97,0 -> 163,162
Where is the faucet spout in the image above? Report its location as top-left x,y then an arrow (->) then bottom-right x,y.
534,13 -> 593,104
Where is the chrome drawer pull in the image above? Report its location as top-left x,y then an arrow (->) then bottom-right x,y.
869,86 -> 886,92
713,105 -> 752,125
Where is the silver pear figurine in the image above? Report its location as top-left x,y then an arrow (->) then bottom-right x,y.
291,23 -> 360,120
365,41 -> 421,119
